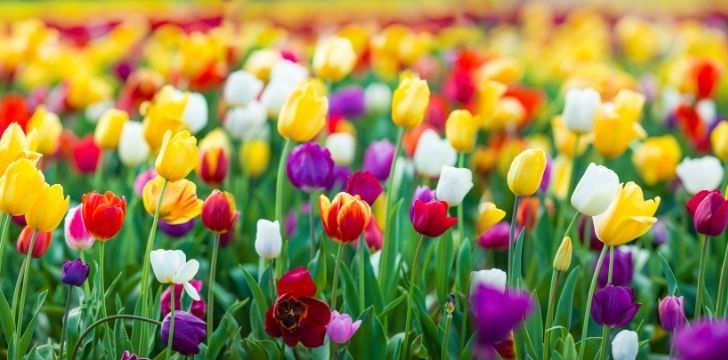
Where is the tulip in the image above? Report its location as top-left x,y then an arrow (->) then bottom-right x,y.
363,219 -> 383,251
244,49 -> 282,82
711,121 -> 728,161
471,284 -> 533,347
223,70 -> 263,106
411,199 -> 457,237
658,295 -> 686,332
94,108 -> 129,149
26,106 -> 62,155
150,249 -> 201,300
197,148 -> 228,186
16,226 -> 52,258
571,163 -> 620,216
364,82 -> 391,114
286,143 -> 335,192
224,102 -> 266,141
134,169 -> 157,197
632,135 -> 681,185
345,171 -> 383,206
611,330 -> 639,360
470,268 -> 507,293
409,186 -> 436,219
436,166 -> 473,208
327,311 -> 362,343
319,192 -> 372,243
81,191 -> 126,241
392,75 -> 430,128
686,189 -> 728,236
277,80 -> 328,142
240,139 -> 270,178
25,183 -> 69,232
0,158 -> 45,216
64,204 -> 93,251
182,92 -> 208,134
201,190 -> 237,233
445,109 -> 478,153
676,156 -> 724,194
593,96 -> 646,159
553,236 -> 573,272
120,351 -> 146,360
255,219 -> 282,259
594,248 -> 634,288
476,202 -> 506,235
507,148 -> 547,197
0,95 -> 29,135
141,86 -> 188,151
593,182 -> 660,247
71,135 -> 101,174
327,165 -> 353,193
161,280 -> 206,320
0,123 -> 39,175
551,117 -> 591,157
477,221 -> 513,250
159,219 -> 196,239
160,311 -> 206,355
674,320 -> 728,360
362,139 -> 395,181
562,87 -> 600,134
413,129 -> 457,178
590,285 -> 640,327
473,80 -> 506,125
329,86 -> 366,119
143,177 -> 202,224
313,36 -> 357,82
61,259 -> 90,287
325,132 -> 356,166
155,130 -> 199,182
692,58 -> 721,99
118,121 -> 150,167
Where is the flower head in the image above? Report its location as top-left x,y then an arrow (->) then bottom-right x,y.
150,249 -> 201,301
81,191 -> 126,241
26,183 -> 69,232
327,311 -> 361,344
611,330 -> 639,360
674,320 -> 728,360
507,148 -> 547,197
411,199 -> 457,237
471,284 -> 533,346
64,204 -> 94,251
562,87 -> 600,134
143,177 -> 202,225
61,259 -> 90,287
658,295 -> 686,332
160,311 -> 206,355
319,192 -> 372,243
593,182 -> 660,246
95,108 -> 129,150
277,80 -> 328,142
0,158 -> 45,216
362,139 -> 395,181
571,163 -> 620,216
594,248 -> 634,288
435,166 -> 473,207
392,75 -> 430,128
16,226 -> 52,258
155,130 -> 199,182
287,143 -> 335,192
201,190 -> 237,233
686,189 -> 728,236
345,171 -> 383,206
255,219 -> 282,260
590,285 -> 641,327
313,36 -> 357,82
676,156 -> 724,195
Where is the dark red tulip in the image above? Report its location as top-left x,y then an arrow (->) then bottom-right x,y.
686,190 -> 728,236
201,190 -> 237,233
345,171 -> 383,206
411,199 -> 457,237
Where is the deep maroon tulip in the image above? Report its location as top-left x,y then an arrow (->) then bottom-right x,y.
674,320 -> 728,360
159,219 -> 196,238
326,165 -> 351,193
411,199 -> 457,237
160,311 -> 206,355
61,259 -> 90,287
477,221 -> 513,251
362,140 -> 395,181
345,171 -> 383,206
11,215 -> 25,227
590,285 -> 641,327
594,248 -> 633,288
409,186 -> 436,220
659,295 -> 686,332
287,143 -> 335,192
471,284 -> 533,346
329,86 -> 366,119
686,190 -> 728,236
161,280 -> 206,320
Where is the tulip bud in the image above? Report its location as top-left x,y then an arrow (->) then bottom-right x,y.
711,121 -> 728,161
277,80 -> 328,142
590,285 -> 640,327
160,311 -> 206,356
685,189 -> 728,236
255,219 -> 282,259
64,204 -> 94,251
17,226 -> 52,258
326,311 -> 362,344
345,171 -> 383,206
240,139 -> 270,178
118,121 -> 150,167
95,108 -> 129,149
611,330 -> 639,360
244,49 -> 282,82
445,109 -> 478,153
411,199 -> 457,237
676,156 -> 724,195
562,88 -> 600,134
473,80 -> 506,124
201,190 -> 237,233
223,70 -> 263,106
61,259 -> 90,287
72,135 -> 102,174
198,148 -> 228,186
506,148 -> 547,196
571,163 -> 620,216
0,158 -> 46,216
313,36 -> 357,82
552,236 -> 572,272
392,75 -> 430,128
0,123 -> 40,176
632,135 -> 681,185
287,143 -> 335,192
362,140 -> 395,181
476,202 -> 506,235
658,295 -> 686,332
435,166 -> 473,207
155,130 -> 199,182
325,132 -> 356,166
81,191 -> 126,241
329,86 -> 366,119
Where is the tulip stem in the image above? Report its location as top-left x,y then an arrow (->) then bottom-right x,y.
78,250 -> 91,300
274,138 -> 293,280
310,192 -> 317,259
379,127 -> 404,291
717,234 -> 728,317
166,284 -> 175,360
401,234 -> 425,360
543,270 -> 561,360
59,286 -> 72,359
457,152 -> 465,243
695,235 -> 710,319
93,150 -> 105,190
330,243 -> 344,310
441,311 -> 452,360
71,314 -> 161,360
208,233 -> 221,341
0,213 -> 10,276
578,245 -> 608,360
13,230 -> 37,359
598,326 -> 609,360
99,242 -> 107,318
607,246 -> 614,285
358,234 -> 365,314
508,197 -> 520,288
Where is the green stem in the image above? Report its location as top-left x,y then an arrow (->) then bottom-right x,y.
358,234 -> 365,314
717,234 -> 728,317
564,212 -> 579,239
79,250 -> 91,300
508,197 -> 520,288
71,315 -> 161,360
379,127 -> 404,290
0,213 -> 10,276
166,285 -> 175,359
99,242 -> 107,318
607,246 -> 614,284
458,297 -> 468,355
543,271 -> 560,360
274,139 -> 293,279
14,230 -> 37,359
441,313 -> 452,360
695,235 -> 710,319
578,245 -> 608,360
330,243 -> 344,310
457,153 -> 465,243
59,286 -> 73,359
598,326 -> 609,360
310,192 -> 316,259
207,233 -> 221,340
401,235 -> 425,360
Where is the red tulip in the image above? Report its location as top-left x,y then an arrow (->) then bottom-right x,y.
72,135 -> 101,174
344,171 -> 383,206
198,148 -> 229,186
0,94 -> 30,136
81,191 -> 127,241
411,199 -> 457,237
319,192 -> 372,243
686,189 -> 728,236
693,59 -> 721,99
16,226 -> 52,258
201,190 -> 237,233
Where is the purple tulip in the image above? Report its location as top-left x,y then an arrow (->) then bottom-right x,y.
159,219 -> 196,238
287,143 -> 335,192
409,186 -> 436,220
329,86 -> 366,119
471,284 -> 533,346
539,156 -> 552,193
362,140 -> 395,181
659,295 -> 686,332
686,190 -> 728,236
594,248 -> 633,288
160,311 -> 206,355
134,169 -> 157,197
477,221 -> 514,251
326,311 -> 362,343
345,171 -> 383,205
120,351 -> 148,360
674,320 -> 728,360
590,285 -> 641,328
326,165 -> 352,193
61,259 -> 90,287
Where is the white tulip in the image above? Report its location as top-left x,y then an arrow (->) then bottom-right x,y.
325,132 -> 356,166
223,70 -> 263,106
261,81 -> 297,116
571,163 -> 620,216
118,121 -> 150,167
436,165 -> 473,207
413,129 -> 456,178
85,100 -> 115,123
611,330 -> 638,360
470,268 -> 507,293
269,59 -> 309,85
150,249 -> 201,300
562,87 -> 601,134
182,92 -> 208,133
676,156 -> 724,194
255,219 -> 282,260
224,101 -> 267,141
365,83 -> 392,114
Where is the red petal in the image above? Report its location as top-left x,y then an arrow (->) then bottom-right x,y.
277,267 -> 316,297
686,190 -> 711,216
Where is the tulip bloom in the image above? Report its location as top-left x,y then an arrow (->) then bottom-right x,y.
94,108 -> 129,150
61,259 -> 90,287
224,102 -> 267,141
287,143 -> 335,192
593,90 -> 646,159
0,123 -> 39,176
240,139 -> 271,178
197,148 -> 228,186
413,129 -> 457,178
658,295 -> 686,332
674,320 -> 728,360
411,199 -> 457,237
594,248 -> 634,288
571,163 -> 620,216
223,70 -> 263,107
507,148 -> 547,197
590,285 -> 640,327
81,191 -> 127,241
686,190 -> 728,236
143,177 -> 203,224
64,204 -> 94,251
345,171 -> 383,206
435,166 -> 474,207
277,80 -> 328,142
118,121 -> 150,167
71,135 -> 102,174
255,219 -> 282,259
16,226 -> 52,258
0,158 -> 46,216
364,83 -> 392,114
362,140 -> 395,181
313,36 -> 357,82
445,109 -> 478,153
26,106 -> 62,155
201,190 -> 237,233
676,156 -> 724,194
477,202 -> 506,235
150,249 -> 201,300
611,330 -> 639,360
711,121 -> 728,161
329,86 -> 366,119
593,182 -> 660,246
392,75 -> 430,128
562,87 -> 600,134
25,183 -> 69,232
471,284 -> 533,346
160,311 -> 206,356
265,267 -> 330,347
159,219 -> 196,239
155,130 -> 199,182
161,280 -> 206,320
319,192 -> 372,243
632,135 -> 681,185
327,311 -> 361,344
142,86 -> 188,151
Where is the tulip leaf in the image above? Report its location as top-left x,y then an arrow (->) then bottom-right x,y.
18,290 -> 48,356
386,333 -> 404,360
379,292 -> 406,319
207,299 -> 248,359
339,262 -> 361,315
349,307 -> 387,360
380,198 -> 404,302
455,239 -> 472,296
562,333 -> 577,360
436,234 -> 455,304
555,265 -> 581,330
524,292 -> 543,358
512,229 -> 526,288
309,239 -> 327,294
240,338 -> 267,359
576,337 -> 602,360
0,286 -> 16,343
414,286 -> 442,357
658,253 -> 679,295
241,268 -> 269,319
459,332 -> 476,360
27,343 -> 53,360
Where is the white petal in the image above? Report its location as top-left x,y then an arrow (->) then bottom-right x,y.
183,281 -> 201,301
173,259 -> 199,283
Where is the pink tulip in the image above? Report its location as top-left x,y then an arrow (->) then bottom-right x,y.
326,311 -> 361,344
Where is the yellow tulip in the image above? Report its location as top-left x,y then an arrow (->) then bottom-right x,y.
143,176 -> 202,224
445,109 -> 478,153
593,94 -> 647,159
25,183 -> 69,232
711,121 -> 728,161
473,80 -> 506,126
66,73 -> 113,110
553,236 -> 573,272
487,98 -> 525,132
26,106 -> 62,155
613,89 -> 645,124
593,181 -> 660,247
155,130 -> 199,182
277,80 -> 328,142
476,58 -> 523,84
476,202 -> 506,234
142,86 -> 188,151
313,36 -> 357,82
94,108 -> 129,149
551,116 -> 591,157
374,193 -> 387,232
391,75 -> 430,128
240,139 -> 270,178
0,159 -> 46,216
632,135 -> 681,185
507,148 -> 547,196
0,123 -> 40,175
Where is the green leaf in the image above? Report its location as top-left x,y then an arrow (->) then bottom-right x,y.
241,268 -> 269,320
339,264 -> 360,315
27,343 -> 54,360
379,198 -> 404,302
357,242 -> 385,314
349,307 -> 387,360
309,240 -> 327,294
524,292 -> 543,359
658,253 -> 679,295
512,229 -> 526,288
207,299 -> 248,359
555,265 -> 581,330
414,287 -> 441,358
454,240 -> 472,296
0,286 -> 16,343
18,290 -> 48,356
379,292 -> 406,320
562,333 -> 577,360
576,337 -> 602,360
436,235 -> 455,303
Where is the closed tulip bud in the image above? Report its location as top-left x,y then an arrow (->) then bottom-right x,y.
594,182 -> 660,246
676,156 -> 724,194
364,83 -> 391,114
445,109 -> 478,153
313,36 -> 357,82
240,139 -> 270,178
327,311 -> 362,344
413,129 -> 457,178
611,330 -> 639,360
345,171 -> 383,206
329,86 -> 366,119
64,204 -> 94,251
224,102 -> 266,141
118,121 -> 150,167
277,80 -> 328,142
81,191 -> 126,241
552,236 -> 572,272
16,226 -> 52,258
711,121 -> 728,161
0,158 -> 46,216
686,189 -> 728,236
319,192 -> 372,243
473,80 -> 506,124
562,88 -> 600,134
160,311 -> 206,356
436,166 -> 473,207
223,70 -> 263,106
507,148 -> 547,196
632,136 -> 681,185
143,177 -> 202,224
571,163 -> 620,216
27,106 -> 62,155
470,268 -> 507,293
325,132 -> 356,166
255,219 -> 282,259
477,202 -> 506,234
61,259 -> 90,287
362,140 -> 395,181
201,190 -> 237,233
94,108 -> 129,149
658,295 -> 686,332
0,123 -> 40,175
411,199 -> 457,237
198,148 -> 228,186
591,285 -> 641,327
287,143 -> 335,192
25,183 -> 69,232
392,75 -> 430,128
155,130 -> 199,182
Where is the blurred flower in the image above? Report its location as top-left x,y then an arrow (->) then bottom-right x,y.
223,70 -> 263,107
118,121 -> 150,167
594,248 -> 634,288
676,156 -> 724,194
562,87 -> 600,134
345,171 -> 383,206
277,80 -> 328,142
161,280 -> 206,320
287,143 -> 334,192
198,148 -> 228,186
16,226 -> 52,258
411,199 -> 456,237
692,58 -> 721,99
224,102 -> 266,141
329,86 -> 366,119
260,60 -> 309,116
327,165 -> 352,193
711,121 -> 728,161
313,36 -> 357,82
473,81 -> 506,127
143,177 -> 202,224
61,259 -> 90,287
470,268 -> 507,293
26,106 -> 62,155
255,219 -> 282,260
591,285 -> 640,327
413,129 -> 456,178
134,169 -> 156,196
0,158 -> 45,216
81,191 -> 126,241
319,192 -> 372,243
72,135 -> 102,174
551,117 -> 590,157
201,190 -> 237,234
150,249 -> 200,300
409,186 -> 436,220
593,182 -> 660,246
471,284 -> 533,347
553,236 -> 573,272
26,183 -> 69,232
477,202 -> 506,235
363,218 -> 383,251
593,90 -> 646,159
362,140 -> 394,182
325,132 -> 356,166
445,109 -> 478,153
686,189 -> 728,236
0,123 -> 40,176
516,197 -> 540,231
0,95 -> 30,135
611,330 -> 638,360
507,148 -> 547,197
160,311 -> 206,356
632,135 -> 681,185
364,83 -> 391,114
182,92 -> 208,134
658,295 -> 686,332
94,108 -> 129,150
159,219 -> 196,239
392,75 -> 429,128
155,130 -> 198,182
240,139 -> 270,178
64,204 -> 93,251
141,86 -> 187,151
478,221 -> 512,250
436,166 -> 473,207
327,311 -> 361,344
571,163 -> 620,216
674,320 -> 728,360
